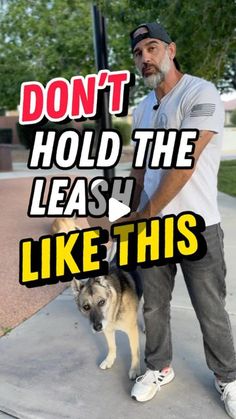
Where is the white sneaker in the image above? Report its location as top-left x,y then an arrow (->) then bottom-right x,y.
215,378 -> 236,418
131,367 -> 175,402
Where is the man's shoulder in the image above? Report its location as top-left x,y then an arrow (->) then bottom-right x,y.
183,74 -> 219,96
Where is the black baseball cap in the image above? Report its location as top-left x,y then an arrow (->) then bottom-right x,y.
130,22 -> 180,70
130,22 -> 173,51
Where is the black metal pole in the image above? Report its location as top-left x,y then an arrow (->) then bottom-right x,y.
92,4 -> 115,180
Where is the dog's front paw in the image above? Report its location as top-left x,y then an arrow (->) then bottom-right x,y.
129,365 -> 141,380
99,356 -> 115,370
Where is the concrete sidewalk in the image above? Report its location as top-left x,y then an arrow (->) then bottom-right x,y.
0,191 -> 235,419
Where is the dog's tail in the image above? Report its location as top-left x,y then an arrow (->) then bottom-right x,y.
51,217 -> 80,235
106,240 -> 117,264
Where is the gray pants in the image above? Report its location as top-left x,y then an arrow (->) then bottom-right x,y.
139,223 -> 236,382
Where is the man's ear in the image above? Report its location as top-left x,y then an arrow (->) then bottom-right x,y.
71,278 -> 87,296
168,42 -> 176,61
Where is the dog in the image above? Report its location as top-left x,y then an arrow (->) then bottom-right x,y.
71,267 -> 141,380
51,217 -> 142,379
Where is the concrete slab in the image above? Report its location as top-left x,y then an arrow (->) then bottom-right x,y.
0,286 -> 234,419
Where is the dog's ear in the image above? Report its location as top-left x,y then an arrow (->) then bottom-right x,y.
71,278 -> 87,296
95,276 -> 109,288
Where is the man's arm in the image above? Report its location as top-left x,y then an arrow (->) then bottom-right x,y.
119,130 -> 214,225
139,130 -> 214,219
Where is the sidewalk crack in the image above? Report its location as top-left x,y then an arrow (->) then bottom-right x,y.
0,410 -> 20,419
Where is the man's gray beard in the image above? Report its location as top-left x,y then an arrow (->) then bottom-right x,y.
144,72 -> 165,89
143,52 -> 171,89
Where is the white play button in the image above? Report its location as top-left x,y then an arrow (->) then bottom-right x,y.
108,198 -> 131,222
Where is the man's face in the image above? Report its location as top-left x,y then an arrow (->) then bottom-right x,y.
132,27 -> 172,88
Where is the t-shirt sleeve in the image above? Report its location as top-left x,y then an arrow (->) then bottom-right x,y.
131,107 -> 137,147
180,82 -> 224,133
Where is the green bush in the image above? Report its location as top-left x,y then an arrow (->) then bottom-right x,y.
230,110 -> 236,126
82,120 -> 132,146
16,121 -> 75,149
112,120 -> 131,146
81,121 -> 97,131
218,160 -> 236,197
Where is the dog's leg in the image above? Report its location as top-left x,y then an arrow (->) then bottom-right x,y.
99,329 -> 116,370
126,323 -> 141,380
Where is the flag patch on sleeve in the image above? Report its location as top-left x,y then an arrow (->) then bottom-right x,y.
190,103 -> 216,117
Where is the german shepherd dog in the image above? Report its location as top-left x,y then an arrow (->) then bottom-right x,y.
71,268 -> 142,380
52,218 -> 142,380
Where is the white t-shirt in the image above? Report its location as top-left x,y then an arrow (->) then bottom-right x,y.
132,74 -> 225,227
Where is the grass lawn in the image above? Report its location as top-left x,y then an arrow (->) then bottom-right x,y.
218,160 -> 236,197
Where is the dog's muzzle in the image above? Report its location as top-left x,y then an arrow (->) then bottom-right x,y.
93,322 -> 103,332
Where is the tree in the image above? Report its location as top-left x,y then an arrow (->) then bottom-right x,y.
97,0 -> 236,99
0,0 -> 94,109
0,0 -> 235,109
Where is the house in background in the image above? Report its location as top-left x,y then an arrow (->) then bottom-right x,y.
223,98 -> 236,126
0,110 -> 19,145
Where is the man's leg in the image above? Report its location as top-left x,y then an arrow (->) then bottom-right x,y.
139,263 -> 177,370
131,264 -> 176,402
181,223 -> 236,382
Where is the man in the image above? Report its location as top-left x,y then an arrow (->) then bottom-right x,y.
128,22 -> 236,418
